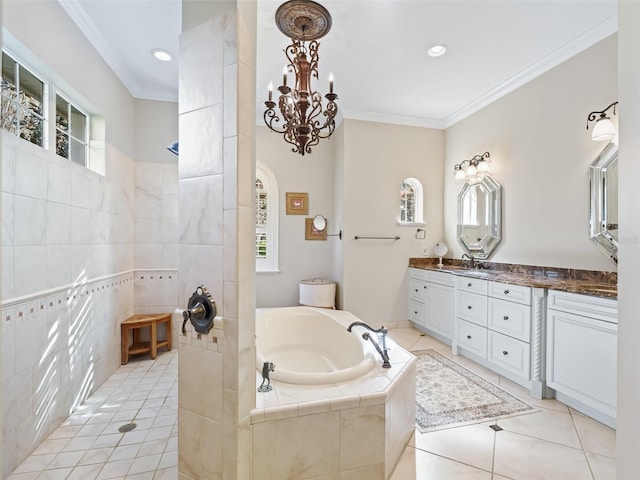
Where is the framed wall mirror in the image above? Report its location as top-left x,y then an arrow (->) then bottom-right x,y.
589,142 -> 618,264
457,175 -> 502,259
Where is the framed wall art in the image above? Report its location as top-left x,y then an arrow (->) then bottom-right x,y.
286,192 -> 308,215
305,217 -> 327,240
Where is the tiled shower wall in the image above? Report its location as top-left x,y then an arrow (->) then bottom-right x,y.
1,134 -> 180,475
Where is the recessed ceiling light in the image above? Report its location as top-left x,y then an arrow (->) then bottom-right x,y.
427,44 -> 447,57
151,49 -> 172,62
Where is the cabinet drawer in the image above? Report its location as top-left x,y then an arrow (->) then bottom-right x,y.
424,270 -> 455,287
488,298 -> 531,342
547,290 -> 617,324
456,319 -> 487,358
455,275 -> 488,295
488,331 -> 530,380
409,278 -> 427,303
456,291 -> 488,327
489,282 -> 531,305
409,300 -> 425,325
408,267 -> 426,281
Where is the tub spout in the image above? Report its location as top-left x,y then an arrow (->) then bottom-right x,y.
347,322 -> 391,368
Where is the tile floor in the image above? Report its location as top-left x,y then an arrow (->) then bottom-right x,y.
7,350 -> 178,480
388,327 -> 616,480
8,327 -> 616,480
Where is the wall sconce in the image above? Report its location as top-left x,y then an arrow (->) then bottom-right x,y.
586,101 -> 618,142
453,152 -> 491,182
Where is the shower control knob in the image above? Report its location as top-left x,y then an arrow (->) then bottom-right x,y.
182,285 -> 216,335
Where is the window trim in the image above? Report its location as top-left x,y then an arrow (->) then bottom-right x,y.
256,162 -> 280,273
398,177 -> 425,227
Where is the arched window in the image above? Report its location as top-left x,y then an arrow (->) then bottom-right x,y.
399,177 -> 424,225
256,163 -> 279,272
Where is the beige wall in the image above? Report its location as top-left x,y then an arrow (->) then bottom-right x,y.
341,119 -> 444,326
444,34 -> 618,271
616,1 -> 640,477
134,99 -> 180,165
255,126 -> 337,308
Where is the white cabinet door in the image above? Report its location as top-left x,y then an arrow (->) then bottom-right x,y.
425,283 -> 454,339
547,309 -> 617,418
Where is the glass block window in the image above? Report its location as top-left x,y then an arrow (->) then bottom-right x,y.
256,163 -> 279,272
56,94 -> 88,166
1,51 -> 45,147
399,177 -> 424,225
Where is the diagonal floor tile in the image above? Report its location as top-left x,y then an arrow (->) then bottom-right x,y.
390,446 -> 492,480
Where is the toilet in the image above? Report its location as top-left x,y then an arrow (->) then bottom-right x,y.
299,278 -> 336,308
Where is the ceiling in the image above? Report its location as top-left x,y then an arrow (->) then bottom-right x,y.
59,0 -> 617,129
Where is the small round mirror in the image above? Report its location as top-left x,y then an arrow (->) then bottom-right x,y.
312,215 -> 327,231
433,242 -> 448,257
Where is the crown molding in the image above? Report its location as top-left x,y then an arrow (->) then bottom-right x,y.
340,109 -> 444,129
442,13 -> 618,129
57,0 -> 142,98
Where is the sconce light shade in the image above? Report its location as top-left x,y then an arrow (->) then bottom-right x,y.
167,141 -> 179,155
591,118 -> 616,142
476,161 -> 491,175
454,168 -> 466,180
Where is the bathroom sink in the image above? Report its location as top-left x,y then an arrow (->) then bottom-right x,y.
457,270 -> 497,278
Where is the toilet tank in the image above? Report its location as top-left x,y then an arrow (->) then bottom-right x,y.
299,279 -> 336,308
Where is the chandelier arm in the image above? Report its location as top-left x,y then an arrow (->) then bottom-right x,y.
263,108 -> 289,135
308,40 -> 320,81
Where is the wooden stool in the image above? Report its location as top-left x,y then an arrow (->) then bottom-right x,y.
121,313 -> 172,365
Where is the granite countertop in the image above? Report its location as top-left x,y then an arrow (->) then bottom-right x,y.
409,258 -> 618,300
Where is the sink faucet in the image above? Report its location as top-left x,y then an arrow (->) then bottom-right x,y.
347,321 -> 391,368
462,253 -> 476,269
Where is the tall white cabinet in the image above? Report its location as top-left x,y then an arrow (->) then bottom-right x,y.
407,268 -> 454,343
546,290 -> 617,428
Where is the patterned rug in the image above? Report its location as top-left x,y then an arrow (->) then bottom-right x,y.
414,349 -> 536,433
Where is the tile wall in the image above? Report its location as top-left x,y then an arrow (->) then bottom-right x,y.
178,4 -> 256,479
1,133 -> 180,476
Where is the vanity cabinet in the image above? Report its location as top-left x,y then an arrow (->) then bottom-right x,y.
407,268 -> 455,342
454,277 -> 535,387
546,290 -> 617,426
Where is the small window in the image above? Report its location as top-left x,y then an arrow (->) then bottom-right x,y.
55,93 -> 88,166
256,163 -> 279,272
1,51 -> 45,147
399,177 -> 424,225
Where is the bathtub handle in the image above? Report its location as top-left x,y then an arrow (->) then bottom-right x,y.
182,285 -> 216,335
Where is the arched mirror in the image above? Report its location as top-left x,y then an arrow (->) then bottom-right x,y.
589,142 -> 618,264
457,175 -> 502,259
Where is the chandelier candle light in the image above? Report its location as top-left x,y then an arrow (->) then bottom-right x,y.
264,0 -> 338,156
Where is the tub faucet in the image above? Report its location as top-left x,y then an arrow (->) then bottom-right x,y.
347,322 -> 391,368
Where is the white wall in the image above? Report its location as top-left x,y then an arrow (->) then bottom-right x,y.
444,35 -> 618,271
341,119 -> 444,326
134,99 -> 180,165
255,125 -> 337,308
616,2 -> 640,477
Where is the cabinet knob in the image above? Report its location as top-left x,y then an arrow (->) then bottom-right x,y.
503,315 -> 509,321
414,311 -> 418,315
467,335 -> 472,339
467,305 -> 472,310
504,289 -> 510,294
502,350 -> 509,355
414,288 -> 418,292
424,285 -> 427,289
467,282 -> 472,287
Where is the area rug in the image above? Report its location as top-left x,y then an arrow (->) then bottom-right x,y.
414,349 -> 536,433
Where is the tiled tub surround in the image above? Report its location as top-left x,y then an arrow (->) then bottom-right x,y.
1,269 -> 180,476
251,331 -> 417,479
408,258 -> 617,299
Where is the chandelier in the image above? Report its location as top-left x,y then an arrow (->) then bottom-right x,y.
263,0 -> 338,156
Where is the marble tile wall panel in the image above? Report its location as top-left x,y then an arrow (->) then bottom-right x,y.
1,272 -> 134,477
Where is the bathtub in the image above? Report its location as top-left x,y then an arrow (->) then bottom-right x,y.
255,306 -> 376,385
251,306 -> 417,479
